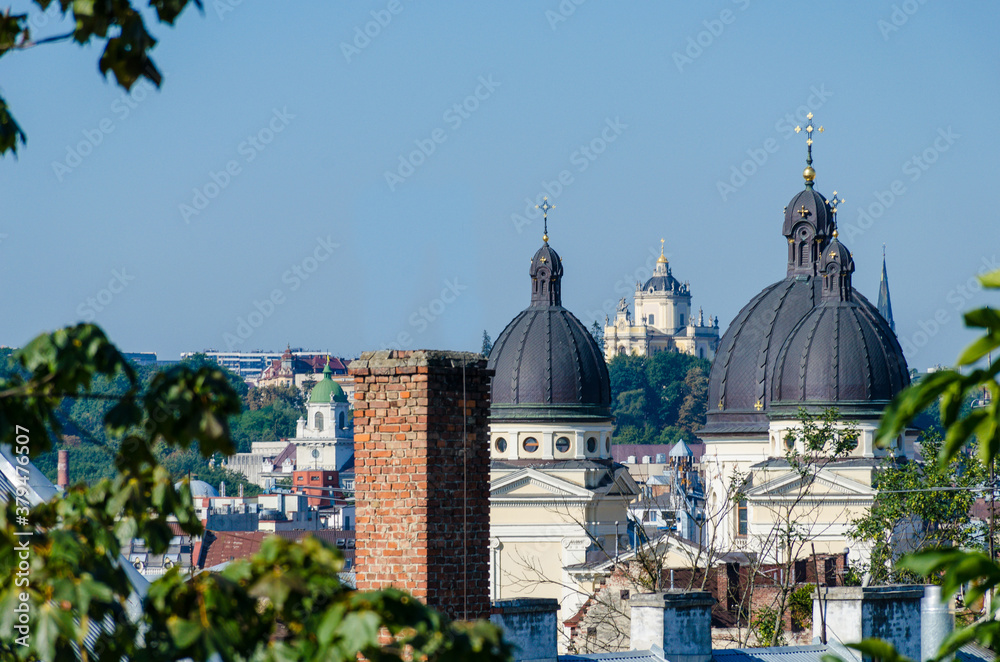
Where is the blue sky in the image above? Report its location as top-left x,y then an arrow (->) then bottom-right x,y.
1,1 -> 997,370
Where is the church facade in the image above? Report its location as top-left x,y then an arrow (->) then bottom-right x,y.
604,242 -> 720,361
698,117 -> 911,566
487,217 -> 638,643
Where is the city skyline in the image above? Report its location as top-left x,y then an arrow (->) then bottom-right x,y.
2,2 -> 997,369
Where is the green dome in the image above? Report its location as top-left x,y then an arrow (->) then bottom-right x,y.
309,363 -> 347,403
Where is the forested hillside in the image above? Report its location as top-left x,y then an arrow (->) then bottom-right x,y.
608,351 -> 710,445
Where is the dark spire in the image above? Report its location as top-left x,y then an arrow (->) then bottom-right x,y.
878,245 -> 895,331
820,229 -> 854,302
528,200 -> 562,307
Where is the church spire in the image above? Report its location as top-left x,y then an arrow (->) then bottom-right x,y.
878,245 -> 896,332
529,200 -> 563,307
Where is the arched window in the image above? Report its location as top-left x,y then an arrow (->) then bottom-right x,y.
648,314 -> 654,325
699,347 -> 705,359
314,412 -> 324,431
338,412 -> 345,429
737,500 -> 748,536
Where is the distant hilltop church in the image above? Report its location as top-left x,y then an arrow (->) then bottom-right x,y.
604,240 -> 720,361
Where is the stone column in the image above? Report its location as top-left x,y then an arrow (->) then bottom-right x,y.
630,591 -> 714,662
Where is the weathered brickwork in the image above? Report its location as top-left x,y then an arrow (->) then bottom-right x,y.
350,350 -> 492,621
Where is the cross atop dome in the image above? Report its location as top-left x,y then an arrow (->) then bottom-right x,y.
536,197 -> 554,243
795,112 -> 824,187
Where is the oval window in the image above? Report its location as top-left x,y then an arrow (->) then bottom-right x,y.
496,437 -> 507,453
555,436 -> 571,453
587,437 -> 597,453
605,437 -> 611,453
522,437 -> 539,453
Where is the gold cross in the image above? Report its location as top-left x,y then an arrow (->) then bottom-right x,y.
797,206 -> 811,218
754,400 -> 763,411
718,399 -> 724,410
794,112 -> 824,166
826,190 -> 845,219
536,197 -> 554,242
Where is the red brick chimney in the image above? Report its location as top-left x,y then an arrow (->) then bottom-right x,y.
57,449 -> 69,489
350,350 -> 492,621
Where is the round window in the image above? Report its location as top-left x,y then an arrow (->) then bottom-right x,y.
522,437 -> 539,453
495,437 -> 507,453
586,437 -> 597,453
555,436 -> 571,453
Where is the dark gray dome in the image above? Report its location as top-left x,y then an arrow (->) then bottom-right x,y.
771,299 -> 909,411
489,238 -> 611,422
488,306 -> 611,422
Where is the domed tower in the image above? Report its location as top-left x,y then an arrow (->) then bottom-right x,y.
486,201 -> 637,641
698,116 -> 910,558
294,360 -> 353,471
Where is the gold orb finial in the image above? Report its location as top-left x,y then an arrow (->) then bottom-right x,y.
832,229 -> 839,238
803,166 -> 816,182
658,238 -> 668,264
543,233 -> 549,243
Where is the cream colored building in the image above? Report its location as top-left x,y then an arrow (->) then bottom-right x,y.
605,242 -> 720,361
487,230 -> 639,646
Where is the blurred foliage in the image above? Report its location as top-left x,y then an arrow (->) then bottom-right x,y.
0,0 -> 205,157
822,268 -> 1000,662
608,351 -> 710,445
0,324 -> 511,661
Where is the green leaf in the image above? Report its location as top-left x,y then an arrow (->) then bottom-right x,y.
979,268 -> 1000,289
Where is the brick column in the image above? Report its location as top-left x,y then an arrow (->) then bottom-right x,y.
350,350 -> 492,621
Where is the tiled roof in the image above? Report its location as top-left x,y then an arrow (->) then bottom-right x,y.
199,529 -> 355,569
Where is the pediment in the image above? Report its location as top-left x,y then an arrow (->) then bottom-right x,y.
747,468 -> 873,499
490,468 -> 595,499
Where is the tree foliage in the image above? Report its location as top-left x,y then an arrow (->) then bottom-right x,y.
826,268 -> 1000,662
849,430 -> 986,585
0,325 -> 510,660
607,351 -> 710,444
0,0 -> 203,157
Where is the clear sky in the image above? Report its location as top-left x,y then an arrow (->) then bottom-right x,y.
1,1 -> 998,370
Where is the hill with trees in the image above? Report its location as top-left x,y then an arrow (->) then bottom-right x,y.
607,351 -> 711,445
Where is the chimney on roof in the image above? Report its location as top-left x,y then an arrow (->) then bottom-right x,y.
350,350 -> 493,621
491,598 -> 558,662
921,585 -> 953,662
814,586 -> 924,661
57,449 -> 69,490
630,591 -> 714,662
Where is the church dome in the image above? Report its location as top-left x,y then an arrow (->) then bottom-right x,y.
310,362 -> 347,403
770,299 -> 909,412
176,479 -> 218,498
702,169 -> 908,434
489,236 -> 611,422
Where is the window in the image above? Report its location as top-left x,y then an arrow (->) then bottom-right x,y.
648,314 -> 654,325
495,437 -> 507,453
605,437 -> 611,453
699,347 -> 705,359
680,313 -> 685,326
339,412 -> 346,429
586,437 -> 597,453
522,437 -> 539,453
737,500 -> 748,536
620,589 -> 630,600
314,412 -> 324,431
642,510 -> 650,522
555,436 -> 571,453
